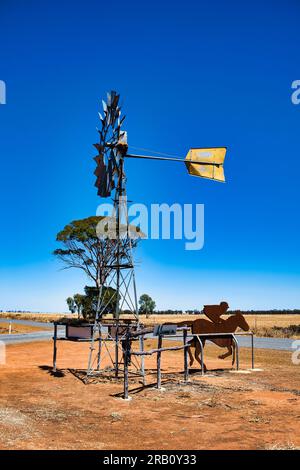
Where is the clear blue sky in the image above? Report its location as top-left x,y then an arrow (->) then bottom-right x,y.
0,0 -> 299,311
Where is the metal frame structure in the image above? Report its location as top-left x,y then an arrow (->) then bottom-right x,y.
52,320 -> 254,398
122,329 -> 255,399
52,320 -> 146,384
85,320 -> 145,382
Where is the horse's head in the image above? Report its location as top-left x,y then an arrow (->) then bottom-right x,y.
235,312 -> 250,331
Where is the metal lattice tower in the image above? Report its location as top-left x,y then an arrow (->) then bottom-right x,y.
86,92 -> 142,380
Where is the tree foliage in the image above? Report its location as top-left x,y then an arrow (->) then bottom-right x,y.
66,294 -> 85,318
66,286 -> 117,320
139,294 -> 156,318
55,216 -> 142,319
53,216 -> 137,288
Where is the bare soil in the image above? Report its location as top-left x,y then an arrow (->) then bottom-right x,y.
0,339 -> 299,450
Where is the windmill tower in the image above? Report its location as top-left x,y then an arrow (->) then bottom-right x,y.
92,91 -> 140,323
86,92 -> 143,380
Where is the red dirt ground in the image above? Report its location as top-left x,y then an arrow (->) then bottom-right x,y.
0,339 -> 299,450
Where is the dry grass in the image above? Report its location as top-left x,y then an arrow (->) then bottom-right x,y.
242,314 -> 300,330
140,313 -> 300,329
0,322 -> 51,335
253,325 -> 300,339
110,412 -> 123,422
140,314 -> 300,338
261,442 -> 300,450
0,312 -> 299,338
0,312 -> 71,323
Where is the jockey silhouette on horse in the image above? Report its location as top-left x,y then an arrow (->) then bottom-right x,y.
173,302 -> 249,371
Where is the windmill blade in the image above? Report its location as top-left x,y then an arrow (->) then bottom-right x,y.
111,91 -> 119,108
185,147 -> 227,182
93,143 -> 104,153
106,92 -> 111,106
102,99 -> 107,113
94,155 -> 111,197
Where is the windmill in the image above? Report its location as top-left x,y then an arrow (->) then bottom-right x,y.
86,90 -> 227,380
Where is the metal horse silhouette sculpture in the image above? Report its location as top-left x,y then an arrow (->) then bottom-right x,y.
176,303 -> 250,372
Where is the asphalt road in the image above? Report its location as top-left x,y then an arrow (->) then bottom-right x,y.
0,319 -> 297,351
0,318 -> 53,329
236,335 -> 296,351
0,319 -> 64,344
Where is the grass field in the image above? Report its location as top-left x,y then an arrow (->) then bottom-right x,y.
141,313 -> 300,329
0,312 -> 72,323
143,314 -> 300,338
0,312 -> 299,337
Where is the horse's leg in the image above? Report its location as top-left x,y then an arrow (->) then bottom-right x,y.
188,346 -> 194,366
218,345 -> 232,360
195,339 -> 207,372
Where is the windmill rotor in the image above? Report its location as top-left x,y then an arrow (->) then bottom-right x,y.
93,91 -> 128,198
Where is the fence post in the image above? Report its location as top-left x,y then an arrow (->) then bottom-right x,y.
156,334 -> 163,389
52,322 -> 57,372
115,325 -> 119,378
139,333 -> 146,385
251,333 -> 255,369
123,329 -> 130,399
97,324 -> 102,371
183,328 -> 189,383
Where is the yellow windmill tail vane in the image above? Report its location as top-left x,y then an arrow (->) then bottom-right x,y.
125,146 -> 227,182
185,147 -> 227,182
